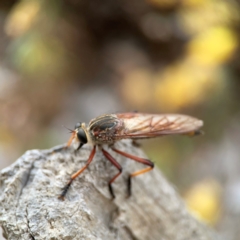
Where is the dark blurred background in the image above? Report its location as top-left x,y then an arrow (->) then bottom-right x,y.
0,0 -> 240,239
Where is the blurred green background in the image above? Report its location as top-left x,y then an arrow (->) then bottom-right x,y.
0,0 -> 240,238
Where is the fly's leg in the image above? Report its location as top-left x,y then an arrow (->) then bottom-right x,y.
59,146 -> 96,200
111,148 -> 154,197
102,148 -> 122,199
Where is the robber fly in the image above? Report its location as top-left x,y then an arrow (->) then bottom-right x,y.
59,112 -> 203,200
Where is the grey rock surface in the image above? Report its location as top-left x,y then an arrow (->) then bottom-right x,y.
0,140 -> 217,240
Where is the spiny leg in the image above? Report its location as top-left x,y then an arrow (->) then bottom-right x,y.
59,146 -> 96,200
111,147 -> 154,197
102,148 -> 122,199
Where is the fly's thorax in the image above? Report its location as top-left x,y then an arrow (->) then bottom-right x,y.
86,125 -> 106,145
87,114 -> 125,145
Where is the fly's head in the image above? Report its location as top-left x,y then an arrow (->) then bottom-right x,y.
67,122 -> 88,150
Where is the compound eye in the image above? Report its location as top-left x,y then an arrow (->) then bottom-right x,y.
75,122 -> 81,129
77,129 -> 88,144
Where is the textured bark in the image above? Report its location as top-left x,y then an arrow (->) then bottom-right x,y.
0,140 -> 218,240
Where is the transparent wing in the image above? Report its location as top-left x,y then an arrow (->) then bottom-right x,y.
115,113 -> 203,139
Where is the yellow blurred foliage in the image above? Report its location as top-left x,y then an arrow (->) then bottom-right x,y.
5,0 -> 41,37
179,1 -> 239,34
121,59 -> 226,111
121,10 -> 237,111
184,179 -> 221,225
137,0 -> 238,111
151,26 -> 236,111
182,0 -> 207,7
11,34 -> 67,77
188,27 -> 238,66
154,62 -> 223,110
